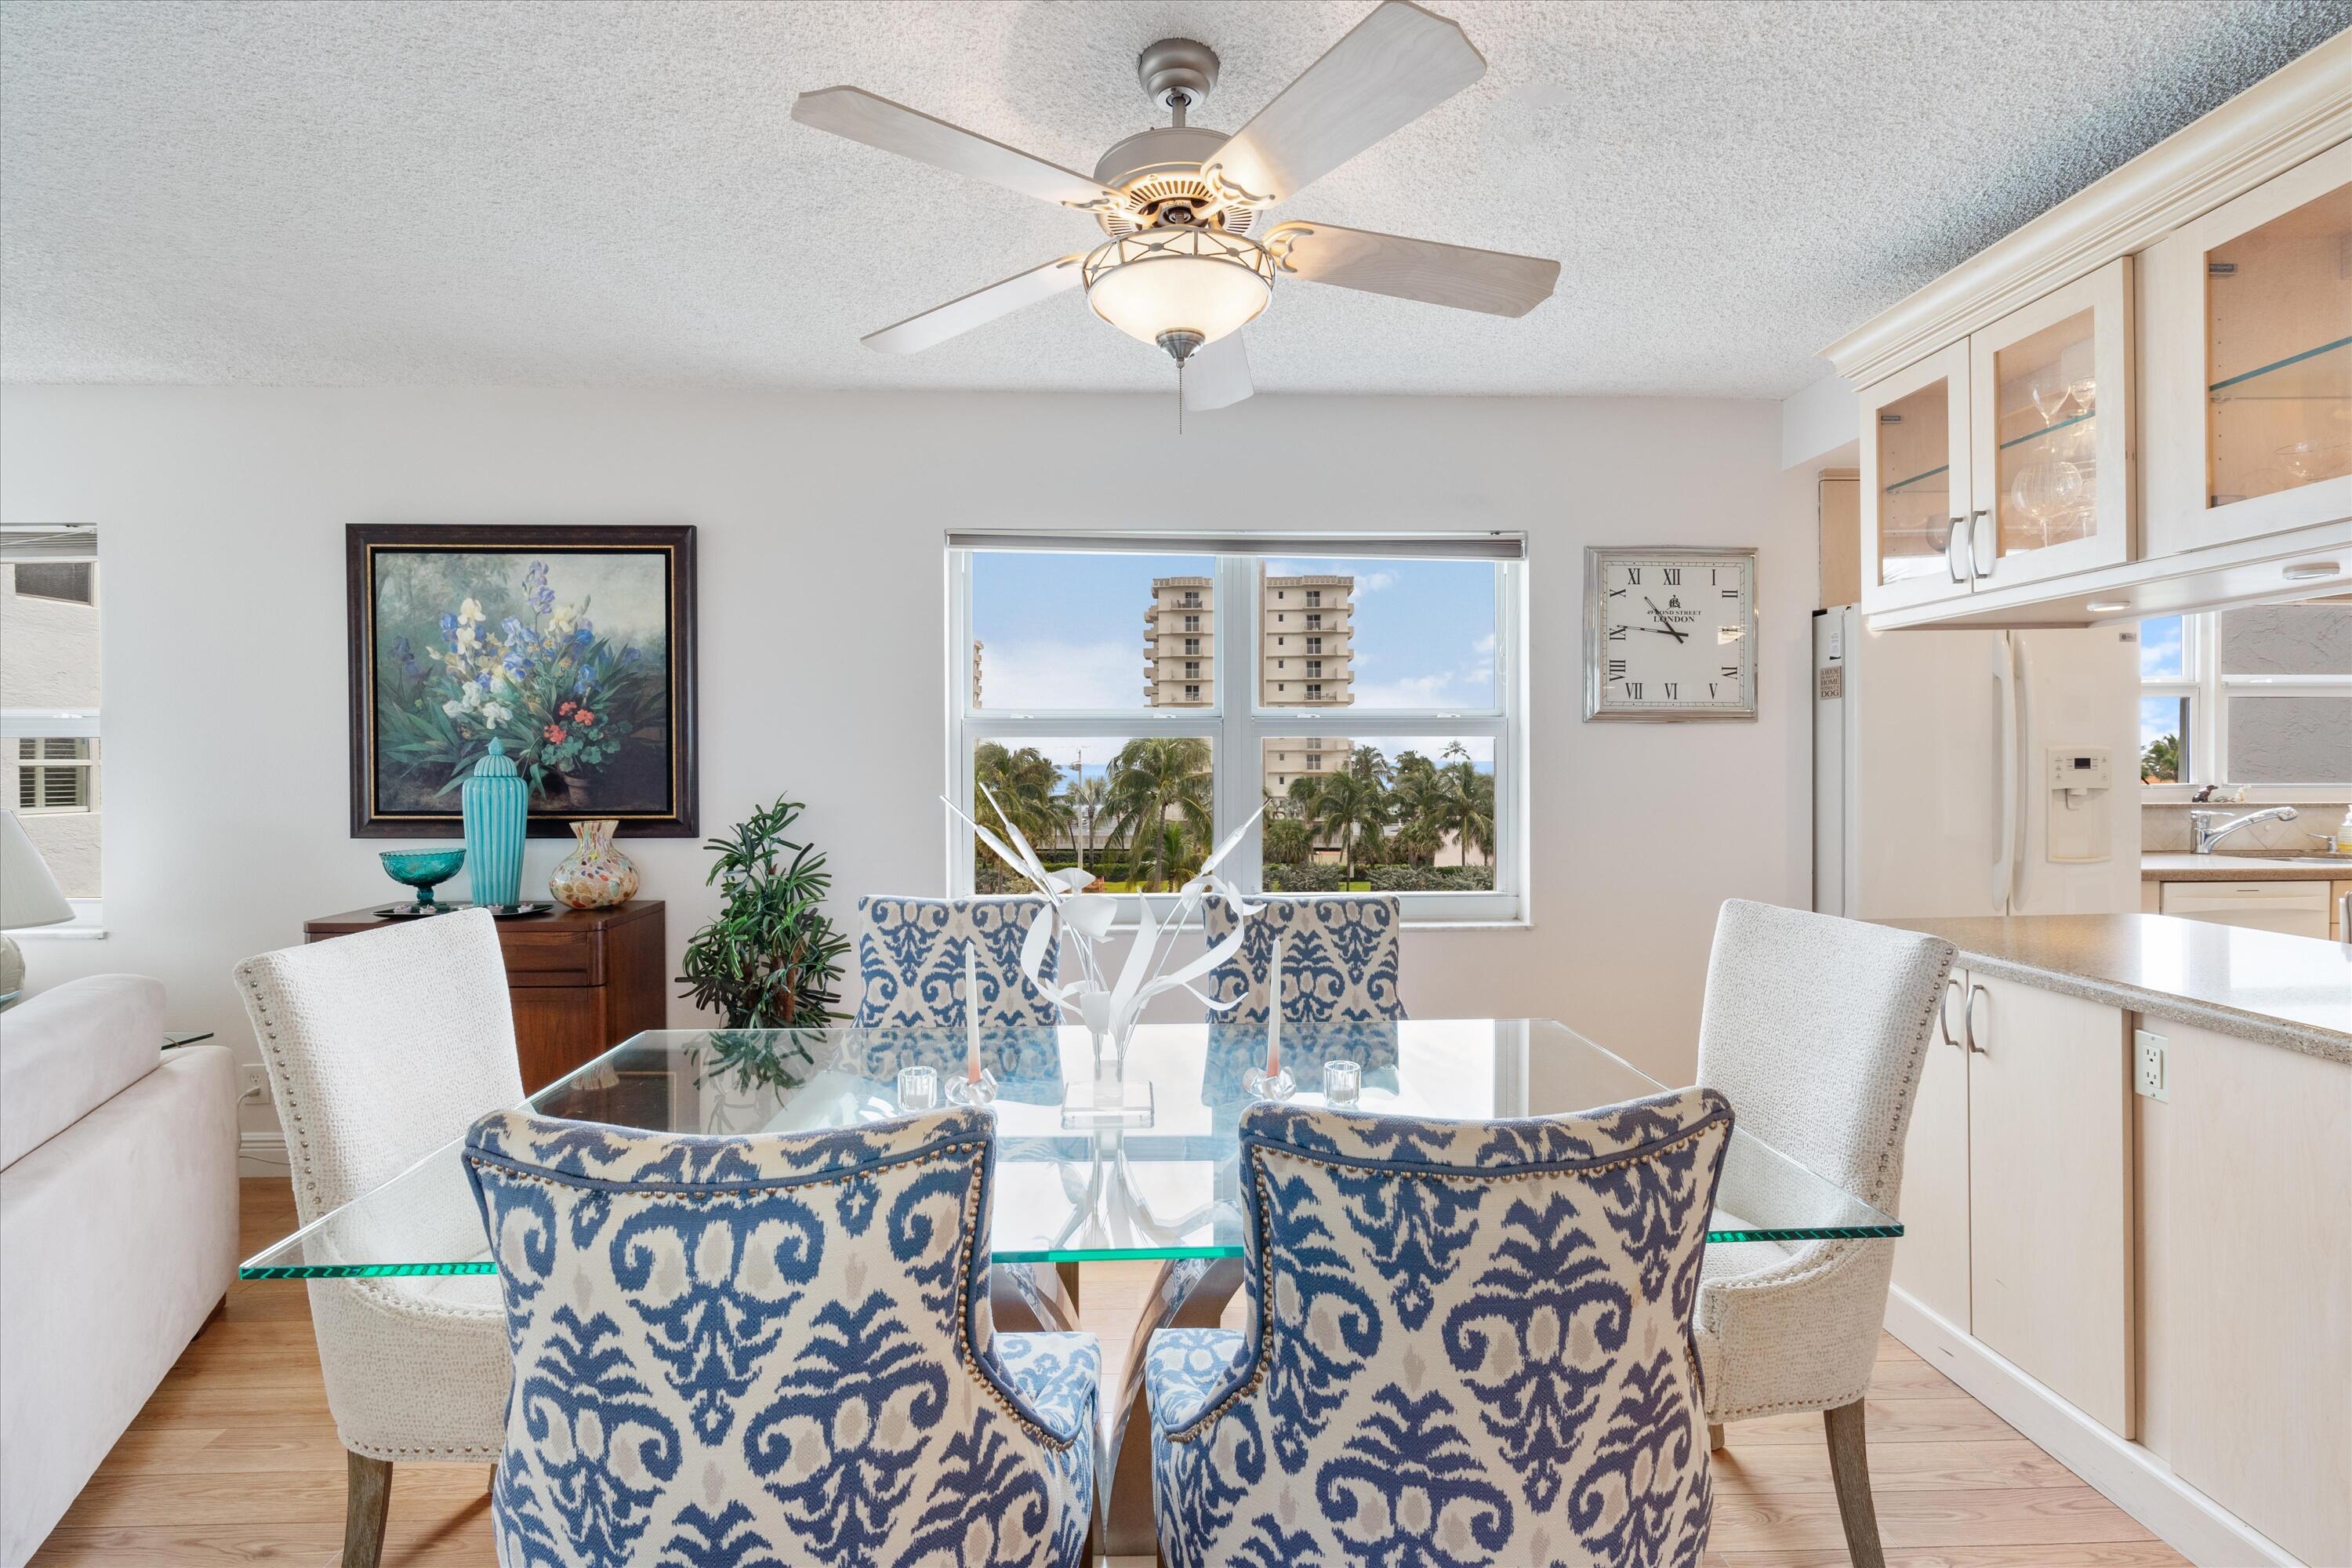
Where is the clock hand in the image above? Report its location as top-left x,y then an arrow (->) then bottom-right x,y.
1612,625 -> 1679,636
1642,596 -> 1689,643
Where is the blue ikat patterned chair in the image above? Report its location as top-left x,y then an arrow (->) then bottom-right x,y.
463,1107 -> 1098,1568
855,896 -> 1060,1029
1146,1091 -> 1733,1568
1202,894 -> 1406,1024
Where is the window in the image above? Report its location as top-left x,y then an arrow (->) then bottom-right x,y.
1305,613 -> 1323,630
1,533 -> 103,919
2140,604 -> 2352,788
1306,637 -> 1322,654
1305,590 -> 1323,608
953,535 -> 1525,920
11,562 -> 91,604
1183,614 -> 1200,632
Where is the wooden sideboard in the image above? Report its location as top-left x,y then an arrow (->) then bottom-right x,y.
302,901 -> 667,1091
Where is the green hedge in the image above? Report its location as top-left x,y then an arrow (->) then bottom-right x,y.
1262,863 -> 1347,892
975,860 -> 1080,895
1368,865 -> 1497,892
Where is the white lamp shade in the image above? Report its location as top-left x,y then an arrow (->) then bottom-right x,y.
1,811 -> 74,930
1083,227 -> 1275,349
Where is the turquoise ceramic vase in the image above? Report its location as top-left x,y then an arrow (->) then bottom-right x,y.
462,738 -> 528,909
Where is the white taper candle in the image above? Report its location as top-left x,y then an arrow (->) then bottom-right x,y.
1267,931 -> 1283,1076
965,940 -> 982,1084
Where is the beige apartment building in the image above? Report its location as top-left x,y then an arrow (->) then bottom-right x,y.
1144,572 -> 1353,799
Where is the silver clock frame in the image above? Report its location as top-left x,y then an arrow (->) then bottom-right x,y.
1582,544 -> 1759,722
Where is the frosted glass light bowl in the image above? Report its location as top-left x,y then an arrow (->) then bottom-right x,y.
379,849 -> 466,909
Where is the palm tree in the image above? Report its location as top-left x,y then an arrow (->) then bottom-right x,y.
2140,732 -> 2180,784
974,742 -> 1069,862
1102,737 -> 1214,891
1302,765 -> 1391,883
1436,757 -> 1496,866
1388,750 -> 1448,854
1065,772 -> 1109,861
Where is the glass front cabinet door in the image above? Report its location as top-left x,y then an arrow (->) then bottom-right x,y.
1965,256 -> 2135,590
1860,339 -> 1973,614
2143,148 -> 2352,554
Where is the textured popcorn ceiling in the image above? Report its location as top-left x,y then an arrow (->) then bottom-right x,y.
2,1 -> 2346,397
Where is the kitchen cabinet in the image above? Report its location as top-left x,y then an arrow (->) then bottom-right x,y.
1834,38 -> 2352,628
1889,968 -> 2136,1438
1961,973 -> 2135,1437
2160,1019 -> 2351,1567
1860,262 -> 2135,617
1890,972 -> 1973,1327
1860,341 -> 1973,615
2143,148 -> 2352,557
1965,259 -> 2135,591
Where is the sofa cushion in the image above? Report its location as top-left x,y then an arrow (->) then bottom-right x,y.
0,975 -> 166,1170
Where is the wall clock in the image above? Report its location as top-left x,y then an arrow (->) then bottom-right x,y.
1583,546 -> 1759,721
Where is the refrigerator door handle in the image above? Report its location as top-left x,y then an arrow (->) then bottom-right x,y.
1991,639 -> 2018,913
1945,515 -> 1973,585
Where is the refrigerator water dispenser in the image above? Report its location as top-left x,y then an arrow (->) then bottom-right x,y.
2045,747 -> 2114,862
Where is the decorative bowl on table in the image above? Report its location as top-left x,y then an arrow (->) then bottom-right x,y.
378,849 -> 466,914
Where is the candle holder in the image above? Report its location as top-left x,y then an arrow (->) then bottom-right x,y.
1322,1058 -> 1362,1107
1243,1063 -> 1296,1100
946,1066 -> 1000,1106
896,1064 -> 939,1112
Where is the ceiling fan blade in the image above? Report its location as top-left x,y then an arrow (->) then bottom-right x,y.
1184,332 -> 1254,412
1203,1 -> 1484,207
793,86 -> 1120,210
862,256 -> 1087,354
1265,221 -> 1558,318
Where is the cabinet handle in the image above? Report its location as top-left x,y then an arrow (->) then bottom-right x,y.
1946,516 -> 1972,584
1964,982 -> 1989,1054
1969,509 -> 1994,579
1939,977 -> 1965,1049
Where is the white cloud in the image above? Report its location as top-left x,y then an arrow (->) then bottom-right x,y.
1352,569 -> 1399,596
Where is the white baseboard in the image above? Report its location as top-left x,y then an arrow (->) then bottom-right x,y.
238,1131 -> 289,1179
1884,1286 -> 2299,1567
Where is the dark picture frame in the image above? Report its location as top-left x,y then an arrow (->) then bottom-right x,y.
347,524 -> 699,838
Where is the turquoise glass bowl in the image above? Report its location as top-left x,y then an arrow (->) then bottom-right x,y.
379,849 -> 466,909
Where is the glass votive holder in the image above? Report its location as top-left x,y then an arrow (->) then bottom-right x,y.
897,1064 -> 938,1112
1323,1058 -> 1363,1108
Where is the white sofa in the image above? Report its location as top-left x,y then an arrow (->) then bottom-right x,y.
0,976 -> 237,1567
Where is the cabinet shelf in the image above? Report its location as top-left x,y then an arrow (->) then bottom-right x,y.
1996,409 -> 2095,450
1884,463 -> 1950,495
2209,335 -> 2351,401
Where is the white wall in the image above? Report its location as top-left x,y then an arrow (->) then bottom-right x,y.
0,386 -> 1815,1143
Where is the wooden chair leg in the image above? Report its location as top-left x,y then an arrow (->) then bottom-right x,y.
343,1451 -> 392,1568
1708,1422 -> 1725,1451
1823,1398 -> 1885,1568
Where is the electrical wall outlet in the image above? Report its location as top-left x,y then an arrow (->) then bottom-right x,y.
2133,1029 -> 2168,1102
239,1065 -> 270,1104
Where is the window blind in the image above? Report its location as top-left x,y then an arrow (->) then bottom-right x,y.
947,530 -> 1526,561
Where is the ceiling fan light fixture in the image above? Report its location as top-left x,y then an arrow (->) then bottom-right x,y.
1083,224 -> 1273,354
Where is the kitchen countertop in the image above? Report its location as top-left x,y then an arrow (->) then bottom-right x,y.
2142,851 -> 2350,881
1878,913 -> 2350,1066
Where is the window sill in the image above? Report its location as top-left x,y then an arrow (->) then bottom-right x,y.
10,926 -> 107,941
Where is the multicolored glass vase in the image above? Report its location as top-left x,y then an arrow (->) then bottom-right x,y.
549,818 -> 639,909
461,737 -> 528,909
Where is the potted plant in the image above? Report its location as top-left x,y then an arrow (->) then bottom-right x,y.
677,797 -> 849,1027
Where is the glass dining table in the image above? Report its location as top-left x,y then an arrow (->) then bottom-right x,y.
243,1016 -> 1896,1283
244,1016 -> 1896,1553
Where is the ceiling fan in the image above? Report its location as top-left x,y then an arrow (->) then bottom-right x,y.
792,0 -> 1560,416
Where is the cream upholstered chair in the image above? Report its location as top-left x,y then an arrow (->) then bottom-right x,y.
1691,900 -> 1955,1568
234,910 -> 524,1567
852,895 -> 1059,1027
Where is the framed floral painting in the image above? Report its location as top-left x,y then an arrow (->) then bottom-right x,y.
347,524 -> 698,837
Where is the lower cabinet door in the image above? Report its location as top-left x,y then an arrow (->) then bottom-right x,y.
1892,970 -> 1973,1328
1964,975 -> 2134,1436
2165,1021 -> 2352,1567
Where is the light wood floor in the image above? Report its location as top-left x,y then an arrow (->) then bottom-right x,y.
29,1180 -> 2185,1566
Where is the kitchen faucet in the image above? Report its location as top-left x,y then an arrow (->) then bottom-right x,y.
2189,804 -> 2297,855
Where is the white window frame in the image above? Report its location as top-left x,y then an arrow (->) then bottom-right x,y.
2142,608 -> 2352,802
13,735 -> 97,813
2,525 -> 104,933
946,540 -> 1528,925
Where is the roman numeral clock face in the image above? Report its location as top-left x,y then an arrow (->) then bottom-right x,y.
1584,549 -> 1757,720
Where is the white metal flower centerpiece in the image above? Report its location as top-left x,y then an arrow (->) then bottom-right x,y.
948,785 -> 1261,1121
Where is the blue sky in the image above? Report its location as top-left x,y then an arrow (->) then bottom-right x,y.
2138,615 -> 2186,764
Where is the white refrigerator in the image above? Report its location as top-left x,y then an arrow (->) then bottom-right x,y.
1813,606 -> 2141,920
